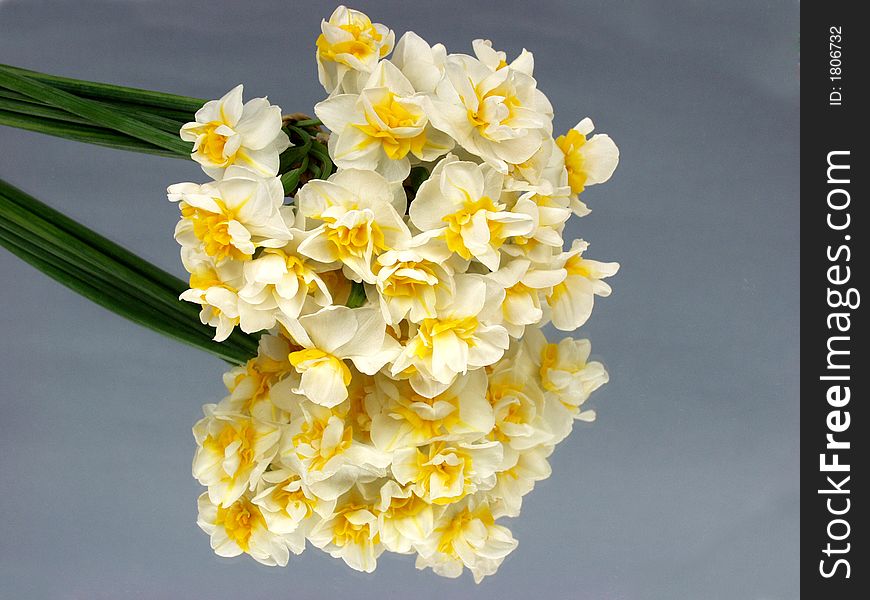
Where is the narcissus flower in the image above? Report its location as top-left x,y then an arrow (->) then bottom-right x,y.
488,257 -> 566,338
316,5 -> 395,95
296,169 -> 411,283
547,239 -> 620,331
316,61 -> 454,182
369,370 -> 493,452
169,167 -> 290,264
180,86 -> 290,179
192,406 -> 281,507
524,328 -> 609,421
284,305 -> 400,407
415,498 -> 518,583
253,468 -> 336,552
425,49 -> 553,173
410,155 -> 533,270
376,480 -> 435,553
197,493 -> 291,566
180,256 -> 246,341
555,117 -> 619,208
374,238 -> 454,324
392,275 -> 509,393
392,440 -> 503,505
307,488 -> 385,572
239,231 -> 334,328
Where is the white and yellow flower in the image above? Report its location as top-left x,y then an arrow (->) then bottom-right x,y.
376,480 -> 435,553
220,335 -> 295,423
180,86 -> 290,179
424,50 -> 553,172
489,445 -> 553,518
192,406 -> 281,507
239,230 -> 333,328
391,31 -> 447,94
414,498 -> 518,583
391,440 -> 503,505
369,370 -> 493,452
252,468 -> 335,554
409,155 -> 533,270
374,238 -> 454,325
296,169 -> 411,283
524,328 -> 609,421
392,275 -> 509,393
546,239 -> 619,331
168,167 -> 290,264
555,117 -> 619,213
307,487 -> 384,572
284,305 -> 400,407
281,402 -> 391,500
316,60 -> 454,182
179,256 -> 247,341
486,356 -> 555,450
316,5 -> 395,95
488,257 -> 566,338
197,492 -> 291,566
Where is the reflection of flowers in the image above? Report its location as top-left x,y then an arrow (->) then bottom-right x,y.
174,4 -> 621,582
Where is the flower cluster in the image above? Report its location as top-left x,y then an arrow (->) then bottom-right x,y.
171,5 -> 619,582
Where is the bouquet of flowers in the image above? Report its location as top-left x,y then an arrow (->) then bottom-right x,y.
0,5 -> 619,582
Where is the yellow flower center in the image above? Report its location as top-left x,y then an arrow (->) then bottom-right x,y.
466,83 -> 523,138
548,255 -> 591,303
564,254 -> 591,277
203,421 -> 257,470
390,391 -> 461,441
288,348 -> 353,386
291,413 -> 354,472
332,506 -> 379,547
354,92 -> 428,160
324,214 -> 388,260
189,267 -> 226,291
408,443 -> 474,505
199,121 -> 232,165
272,478 -> 317,519
316,18 -> 388,64
181,202 -> 250,262
381,261 -> 439,298
416,316 -> 479,356
555,129 -> 588,195
216,497 -> 265,552
442,195 -> 505,259
383,493 -> 429,524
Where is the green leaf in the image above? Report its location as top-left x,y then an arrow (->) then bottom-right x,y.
0,227 -> 251,364
0,67 -> 191,155
0,63 -> 205,113
0,108 -> 184,158
0,178 -> 185,294
0,178 -> 259,363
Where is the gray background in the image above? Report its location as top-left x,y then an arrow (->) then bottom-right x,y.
0,1 -> 800,598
